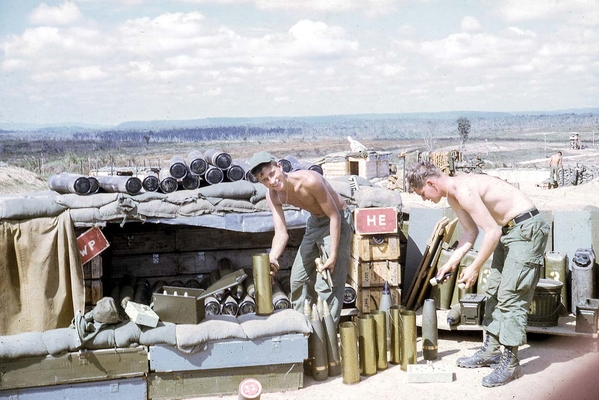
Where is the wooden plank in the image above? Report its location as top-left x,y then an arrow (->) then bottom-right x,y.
83,256 -> 103,279
414,218 -> 458,309
403,217 -> 449,310
417,309 -> 598,339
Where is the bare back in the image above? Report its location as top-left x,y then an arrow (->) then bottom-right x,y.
449,174 -> 534,227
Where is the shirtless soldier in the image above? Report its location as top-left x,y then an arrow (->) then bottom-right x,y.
249,151 -> 352,326
549,151 -> 563,188
406,161 -> 549,387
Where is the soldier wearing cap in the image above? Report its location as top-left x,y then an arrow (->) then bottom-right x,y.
406,161 -> 549,388
248,151 -> 352,326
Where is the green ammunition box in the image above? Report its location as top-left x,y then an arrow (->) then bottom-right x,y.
147,363 -> 303,399
152,269 -> 246,324
0,346 -> 148,391
460,294 -> 487,325
576,298 -> 599,333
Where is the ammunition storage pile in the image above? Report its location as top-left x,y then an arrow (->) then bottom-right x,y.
47,150 -> 324,195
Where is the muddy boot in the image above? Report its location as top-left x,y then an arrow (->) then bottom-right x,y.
482,346 -> 522,387
456,332 -> 501,368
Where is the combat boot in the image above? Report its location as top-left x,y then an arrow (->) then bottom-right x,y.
482,346 -> 522,387
456,332 -> 501,368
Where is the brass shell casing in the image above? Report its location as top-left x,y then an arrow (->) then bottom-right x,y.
252,253 -> 273,316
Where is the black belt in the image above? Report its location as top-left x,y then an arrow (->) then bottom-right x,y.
504,208 -> 539,229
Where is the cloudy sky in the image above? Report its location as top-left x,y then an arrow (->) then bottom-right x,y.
1,0 -> 598,126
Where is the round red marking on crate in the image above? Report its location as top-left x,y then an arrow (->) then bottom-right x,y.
239,378 -> 262,398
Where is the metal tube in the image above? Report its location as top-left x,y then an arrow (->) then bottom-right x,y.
47,172 -> 91,194
358,314 -> 377,376
272,279 -> 291,310
252,253 -> 273,315
400,309 -> 417,371
339,321 -> 360,385
187,150 -> 208,176
370,310 -> 388,370
322,301 -> 342,376
310,304 -> 329,381
238,294 -> 256,315
169,155 -> 188,179
142,170 -> 160,192
389,305 -> 405,364
422,298 -> 438,360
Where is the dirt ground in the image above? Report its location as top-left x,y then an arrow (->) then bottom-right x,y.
201,331 -> 599,400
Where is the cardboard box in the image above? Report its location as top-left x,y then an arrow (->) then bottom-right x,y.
351,233 -> 401,261
348,257 -> 401,287
125,301 -> 160,328
354,207 -> 398,235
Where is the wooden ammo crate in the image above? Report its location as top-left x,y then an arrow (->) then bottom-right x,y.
148,333 -> 307,398
348,257 -> 401,287
351,233 -> 401,261
149,334 -> 308,372
0,346 -> 148,390
0,376 -> 147,400
83,256 -> 103,280
347,280 -> 401,314
84,279 -> 103,305
148,363 -> 303,399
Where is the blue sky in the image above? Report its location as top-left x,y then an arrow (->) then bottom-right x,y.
1,0 -> 598,126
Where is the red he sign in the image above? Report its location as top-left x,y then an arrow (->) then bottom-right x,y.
354,207 -> 398,235
77,226 -> 110,264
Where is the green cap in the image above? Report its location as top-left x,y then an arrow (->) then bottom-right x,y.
247,151 -> 276,174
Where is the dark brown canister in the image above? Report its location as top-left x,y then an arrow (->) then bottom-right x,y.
528,278 -> 563,327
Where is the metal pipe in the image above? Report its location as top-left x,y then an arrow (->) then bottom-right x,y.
422,298 -> 438,360
370,310 -> 388,370
389,305 -> 405,364
358,314 -> 377,376
339,321 -> 360,385
400,309 -> 417,371
252,253 -> 273,315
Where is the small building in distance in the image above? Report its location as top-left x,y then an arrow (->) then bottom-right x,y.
321,151 -> 392,180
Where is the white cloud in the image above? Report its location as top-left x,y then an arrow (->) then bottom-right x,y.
286,20 -> 359,58
204,87 -> 222,96
254,0 -> 398,17
461,16 -> 482,32
496,0 -> 599,26
455,85 -> 486,93
29,2 -> 82,26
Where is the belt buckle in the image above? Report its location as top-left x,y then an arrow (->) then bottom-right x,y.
506,219 -> 516,228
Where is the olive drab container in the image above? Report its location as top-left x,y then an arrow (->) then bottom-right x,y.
152,269 -> 247,324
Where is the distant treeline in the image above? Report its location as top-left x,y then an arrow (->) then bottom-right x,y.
2,112 -> 597,143
72,126 -> 302,143
73,113 -> 599,143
